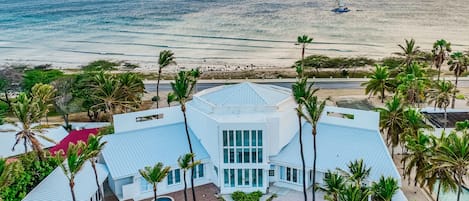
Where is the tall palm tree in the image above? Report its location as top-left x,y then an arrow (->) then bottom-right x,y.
427,80 -> 455,129
338,184 -> 372,201
297,35 -> 313,77
338,159 -> 371,187
11,93 -> 53,160
292,76 -> 318,201
57,142 -> 87,201
448,51 -> 468,108
156,50 -> 176,108
361,65 -> 393,103
117,72 -> 145,110
376,95 -> 406,157
431,132 -> 469,201
402,108 -> 431,138
402,131 -> 432,186
432,39 -> 452,81
84,134 -> 107,200
371,176 -> 399,201
299,95 -> 326,201
178,153 -> 201,201
139,163 -> 171,201
170,70 -> 198,201
31,83 -> 56,125
316,170 -> 346,201
395,39 -> 420,67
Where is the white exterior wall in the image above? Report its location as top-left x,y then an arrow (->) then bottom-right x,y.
187,106 -> 220,165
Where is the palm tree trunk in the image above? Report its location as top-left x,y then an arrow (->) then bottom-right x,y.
444,108 -> 447,130
181,104 -> 197,201
312,127 -> 317,201
90,160 -> 103,201
153,184 -> 157,201
381,87 -> 385,103
457,174 -> 462,201
156,68 -> 162,109
69,179 -> 77,201
452,74 -> 459,109
437,64 -> 441,82
298,113 -> 307,201
183,170 -> 188,201
436,180 -> 442,201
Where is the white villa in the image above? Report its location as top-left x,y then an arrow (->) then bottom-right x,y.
98,82 -> 406,201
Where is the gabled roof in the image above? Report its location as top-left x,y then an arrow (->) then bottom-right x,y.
101,123 -> 210,179
270,122 -> 400,183
197,82 -> 291,106
0,125 -> 68,158
49,128 -> 100,156
22,161 -> 108,201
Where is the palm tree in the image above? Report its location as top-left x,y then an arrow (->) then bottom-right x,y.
84,134 -> 107,200
57,142 -> 87,201
432,39 -> 452,81
395,39 -> 420,67
371,176 -> 399,201
376,95 -> 406,157
31,83 -> 56,125
156,50 -> 176,108
316,170 -> 346,201
427,80 -> 455,129
448,51 -> 468,108
402,131 -> 432,186
292,77 -> 318,201
402,108 -> 431,138
139,163 -> 171,201
167,92 -> 176,107
297,35 -> 313,77
11,93 -> 53,160
338,159 -> 371,187
455,120 -> 469,131
178,153 -> 201,201
431,132 -> 469,201
170,70 -> 198,201
362,65 -> 393,103
299,95 -> 326,201
338,184 -> 372,201
117,72 -> 145,110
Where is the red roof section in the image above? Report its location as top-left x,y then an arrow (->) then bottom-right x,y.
49,128 -> 99,156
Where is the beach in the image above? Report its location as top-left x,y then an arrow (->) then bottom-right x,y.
1,0 -> 469,69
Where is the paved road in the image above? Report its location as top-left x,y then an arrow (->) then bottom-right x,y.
145,81 -> 364,92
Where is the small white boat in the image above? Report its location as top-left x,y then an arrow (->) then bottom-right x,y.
332,0 -> 350,13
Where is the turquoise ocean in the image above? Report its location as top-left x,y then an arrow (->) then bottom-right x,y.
1,0 -> 468,68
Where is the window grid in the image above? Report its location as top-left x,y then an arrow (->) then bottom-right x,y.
223,130 -> 263,164
223,168 -> 263,188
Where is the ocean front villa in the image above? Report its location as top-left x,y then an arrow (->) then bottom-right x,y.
99,82 -> 406,201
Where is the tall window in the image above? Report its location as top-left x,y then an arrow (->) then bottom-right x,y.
193,164 -> 204,179
222,130 -> 263,164
223,168 -> 263,188
279,166 -> 302,184
167,169 -> 181,185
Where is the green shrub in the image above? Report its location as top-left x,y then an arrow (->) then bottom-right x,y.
381,57 -> 404,69
296,55 -> 375,69
22,69 -> 64,91
82,60 -> 119,71
455,94 -> 465,100
232,191 -> 263,201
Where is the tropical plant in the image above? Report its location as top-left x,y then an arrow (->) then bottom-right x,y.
316,170 -> 346,201
84,134 -> 107,200
395,39 -> 420,67
455,120 -> 469,131
299,95 -> 326,201
432,39 -> 452,81
338,159 -> 371,187
57,142 -> 87,201
376,95 -> 405,157
396,63 -> 429,107
297,35 -> 313,77
361,65 -> 393,103
427,80 -> 455,129
371,176 -> 399,201
117,72 -> 145,111
448,51 -> 468,108
22,69 -> 64,92
338,184 -> 372,201
402,131 -> 432,186
52,77 -> 81,131
292,75 -> 318,201
0,158 -> 23,196
167,92 -> 176,107
431,132 -> 469,201
156,50 -> 176,108
139,162 -> 171,201
178,153 -> 201,201
31,83 -> 56,125
170,70 -> 199,201
402,108 -> 432,139
11,93 -> 53,160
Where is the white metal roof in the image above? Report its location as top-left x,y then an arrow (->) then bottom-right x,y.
22,161 -> 108,201
270,122 -> 400,184
0,125 -> 68,158
196,82 -> 291,106
101,123 -> 210,179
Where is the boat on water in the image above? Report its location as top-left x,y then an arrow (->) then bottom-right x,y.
332,0 -> 350,13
